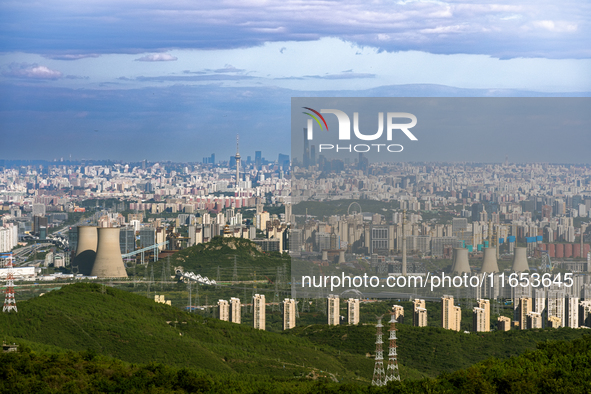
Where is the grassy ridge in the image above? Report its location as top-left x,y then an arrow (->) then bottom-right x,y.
288,323 -> 590,377
136,236 -> 291,281
0,283 -> 424,382
3,335 -> 591,393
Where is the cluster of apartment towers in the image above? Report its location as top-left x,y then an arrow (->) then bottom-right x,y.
404,244 -> 591,331
216,295 -> 360,330
396,297 -> 493,332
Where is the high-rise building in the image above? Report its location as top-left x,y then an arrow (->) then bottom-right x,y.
497,316 -> 511,331
255,151 -> 262,169
473,307 -> 487,332
517,297 -> 533,330
476,299 -> 490,332
547,290 -> 565,327
346,298 -> 360,325
565,297 -> 579,328
579,300 -> 591,327
526,312 -> 543,329
392,305 -> 404,324
548,315 -> 562,328
442,295 -> 461,331
230,297 -> 241,324
253,294 -> 266,330
278,153 -> 290,170
303,128 -> 310,168
218,300 -> 229,321
283,298 -> 296,330
413,299 -> 427,327
327,294 -> 340,325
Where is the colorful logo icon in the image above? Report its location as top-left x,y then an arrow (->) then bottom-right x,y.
302,107 -> 328,131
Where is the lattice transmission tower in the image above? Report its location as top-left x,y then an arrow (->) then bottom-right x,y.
371,315 -> 385,386
2,253 -> 18,313
384,313 -> 401,383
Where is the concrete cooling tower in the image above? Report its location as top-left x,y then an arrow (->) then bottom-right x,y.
451,248 -> 471,274
511,247 -> 530,272
481,247 -> 500,273
91,227 -> 128,278
72,226 -> 97,276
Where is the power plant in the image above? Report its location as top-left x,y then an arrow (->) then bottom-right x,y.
451,248 -> 471,274
511,247 -> 530,272
72,226 -> 97,276
481,247 -> 499,273
74,227 -> 128,278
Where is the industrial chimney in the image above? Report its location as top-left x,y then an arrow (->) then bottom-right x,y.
481,247 -> 499,273
511,247 -> 529,272
451,248 -> 471,274
91,227 -> 128,278
72,226 -> 97,276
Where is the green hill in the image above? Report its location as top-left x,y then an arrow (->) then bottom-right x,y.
2,333 -> 591,393
288,323 -> 590,377
0,283 -> 422,383
134,236 -> 290,282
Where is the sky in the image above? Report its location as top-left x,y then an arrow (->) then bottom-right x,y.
0,0 -> 590,163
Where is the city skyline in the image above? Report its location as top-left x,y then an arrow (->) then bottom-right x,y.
1,1 -> 590,162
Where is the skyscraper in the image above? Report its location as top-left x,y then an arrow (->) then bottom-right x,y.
218,300 -> 229,321
278,153 -> 290,170
255,150 -> 262,169
230,297 -> 241,324
476,299 -> 490,332
346,298 -> 360,325
253,294 -> 266,330
413,299 -> 427,327
283,298 -> 296,330
303,128 -> 310,168
392,305 -> 404,324
526,312 -> 542,329
517,297 -> 533,330
442,295 -> 461,331
497,316 -> 511,331
327,294 -> 340,325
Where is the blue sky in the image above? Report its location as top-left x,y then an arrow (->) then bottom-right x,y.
1,0 -> 589,162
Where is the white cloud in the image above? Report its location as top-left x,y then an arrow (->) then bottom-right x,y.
2,0 -> 589,58
532,20 -> 578,33
43,54 -> 100,61
135,53 -> 178,62
3,63 -> 63,79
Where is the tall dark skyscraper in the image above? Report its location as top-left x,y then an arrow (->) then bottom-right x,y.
310,145 -> 316,166
278,153 -> 290,170
255,151 -> 262,169
303,128 -> 310,168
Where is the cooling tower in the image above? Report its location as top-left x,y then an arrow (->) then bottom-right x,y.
511,247 -> 530,272
72,226 -> 97,276
338,250 -> 345,264
322,250 -> 328,261
481,247 -> 500,273
91,227 -> 128,278
451,248 -> 471,274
